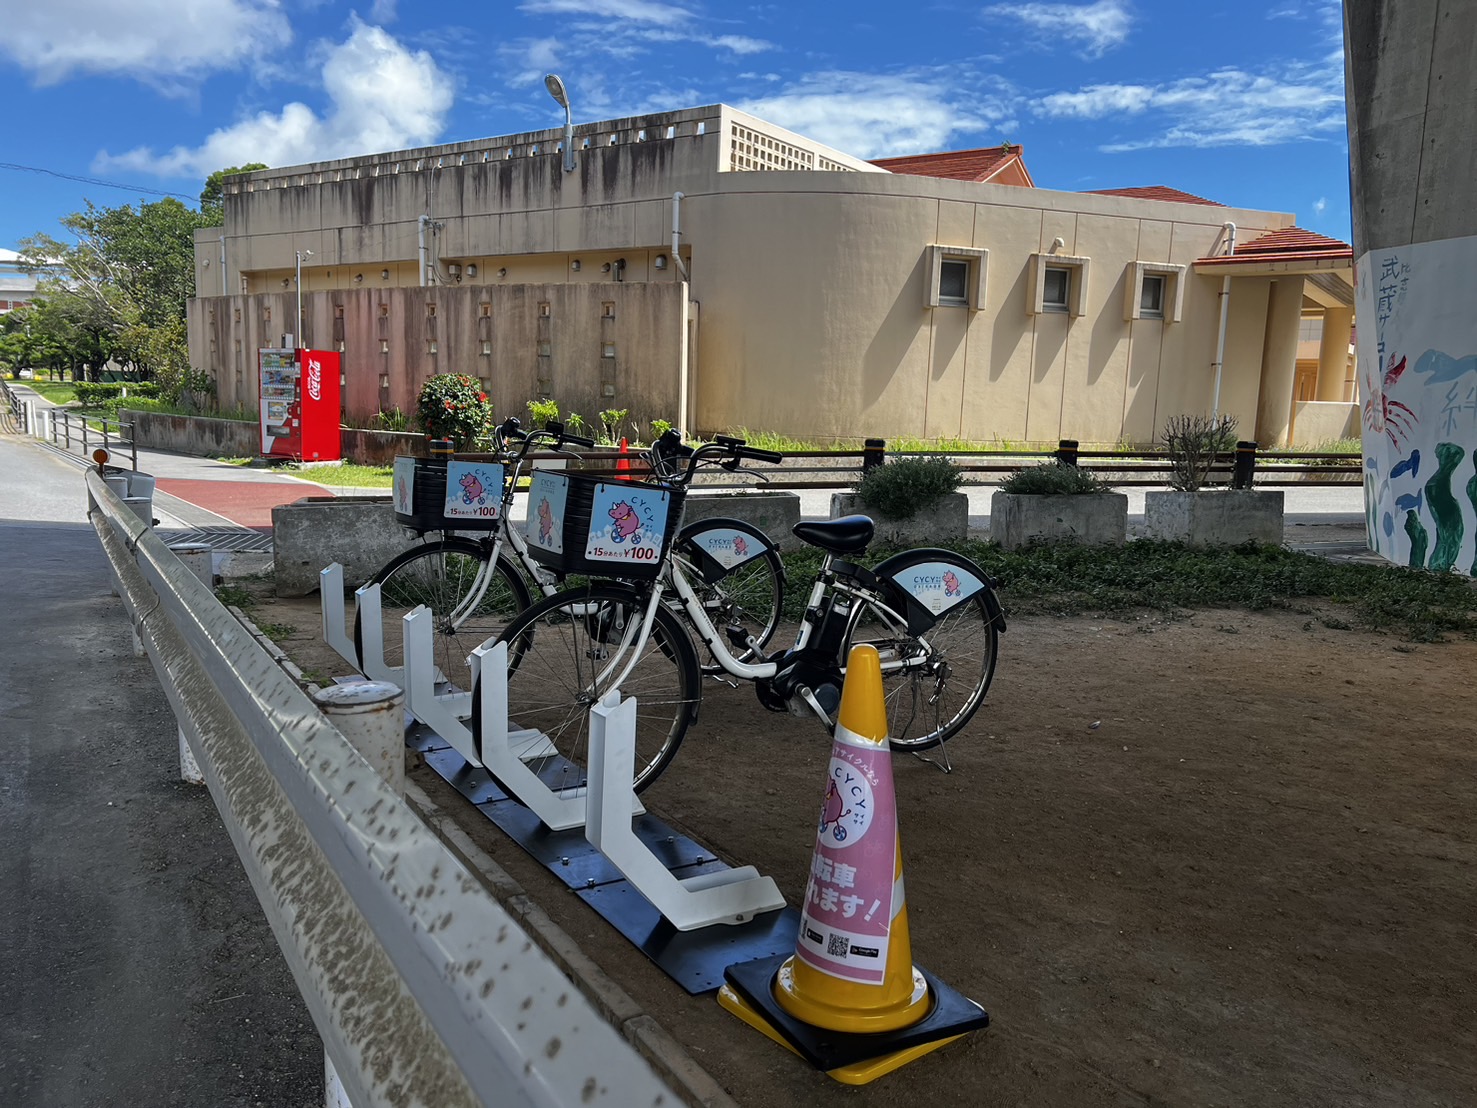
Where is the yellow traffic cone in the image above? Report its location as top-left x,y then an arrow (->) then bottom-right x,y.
718,644 -> 989,1084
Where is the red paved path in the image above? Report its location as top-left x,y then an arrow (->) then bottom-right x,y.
155,479 -> 334,529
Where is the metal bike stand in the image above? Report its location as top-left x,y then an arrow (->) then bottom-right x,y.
319,563 -> 364,674
465,640 -> 642,833
585,692 -> 785,930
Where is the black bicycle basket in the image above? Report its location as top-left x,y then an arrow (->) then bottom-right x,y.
524,470 -> 684,581
392,454 -> 506,533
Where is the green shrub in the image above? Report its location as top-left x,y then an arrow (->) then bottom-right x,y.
598,408 -> 628,445
526,397 -> 560,427
74,381 -> 160,407
649,417 -> 674,440
417,374 -> 494,448
998,462 -> 1113,495
857,456 -> 962,519
1162,413 -> 1238,491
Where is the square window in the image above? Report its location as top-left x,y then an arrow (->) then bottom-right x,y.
480,341 -> 492,356
1140,275 -> 1165,318
479,303 -> 492,317
1042,267 -> 1070,311
427,340 -> 438,354
938,261 -> 969,305
602,342 -> 616,359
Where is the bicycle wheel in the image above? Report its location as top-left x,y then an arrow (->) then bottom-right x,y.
673,519 -> 785,666
841,589 -> 998,751
496,584 -> 701,794
356,537 -> 531,693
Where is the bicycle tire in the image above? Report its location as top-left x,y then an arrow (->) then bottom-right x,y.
495,584 -> 701,794
673,518 -> 785,667
841,561 -> 999,751
355,537 -> 531,693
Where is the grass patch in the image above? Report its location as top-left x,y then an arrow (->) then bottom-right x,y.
774,539 -> 1477,641
25,380 -> 78,405
215,584 -> 256,609
287,462 -> 394,488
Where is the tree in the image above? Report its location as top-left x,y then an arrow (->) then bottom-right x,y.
200,163 -> 269,219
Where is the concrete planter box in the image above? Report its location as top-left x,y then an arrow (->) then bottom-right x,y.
272,497 -> 419,596
1143,489 -> 1285,546
684,491 -> 803,550
990,491 -> 1128,550
829,492 -> 968,547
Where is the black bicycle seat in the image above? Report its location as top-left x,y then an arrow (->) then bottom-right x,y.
792,515 -> 874,555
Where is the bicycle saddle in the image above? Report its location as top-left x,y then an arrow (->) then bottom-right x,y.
792,515 -> 874,555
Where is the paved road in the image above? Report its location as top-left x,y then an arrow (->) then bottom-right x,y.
0,434 -> 320,1107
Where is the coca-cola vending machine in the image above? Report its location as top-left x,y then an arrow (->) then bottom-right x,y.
259,347 -> 341,461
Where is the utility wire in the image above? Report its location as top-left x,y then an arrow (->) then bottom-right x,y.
0,162 -> 195,201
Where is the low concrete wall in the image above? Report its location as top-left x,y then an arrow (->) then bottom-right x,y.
1290,401 -> 1359,446
1143,489 -> 1285,546
126,409 -> 428,464
829,491 -> 968,547
272,497 -> 419,596
683,491 -> 802,550
989,492 -> 1128,550
126,409 -> 261,457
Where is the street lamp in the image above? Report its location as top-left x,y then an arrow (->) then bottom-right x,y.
544,73 -> 576,173
295,249 -> 312,347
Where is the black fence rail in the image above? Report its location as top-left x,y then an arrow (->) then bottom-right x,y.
43,408 -> 138,471
539,438 -> 1361,490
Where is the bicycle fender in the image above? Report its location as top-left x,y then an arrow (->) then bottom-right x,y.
871,547 -> 1006,634
675,516 -> 785,587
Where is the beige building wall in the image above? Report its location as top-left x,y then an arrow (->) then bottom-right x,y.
189,103 -> 1315,447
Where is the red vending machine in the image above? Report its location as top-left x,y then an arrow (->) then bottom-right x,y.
258,347 -> 342,461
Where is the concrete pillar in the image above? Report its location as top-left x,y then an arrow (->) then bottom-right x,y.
1254,276 -> 1305,447
1315,306 -> 1355,402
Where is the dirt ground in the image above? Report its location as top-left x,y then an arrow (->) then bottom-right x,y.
253,584 -> 1477,1108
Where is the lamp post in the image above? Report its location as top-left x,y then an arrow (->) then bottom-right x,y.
544,73 -> 576,173
295,249 -> 312,347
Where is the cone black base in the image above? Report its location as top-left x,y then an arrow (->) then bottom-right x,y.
722,954 -> 989,1072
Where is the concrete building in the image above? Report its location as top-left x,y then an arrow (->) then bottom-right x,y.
188,104 -> 1356,447
0,248 -> 43,315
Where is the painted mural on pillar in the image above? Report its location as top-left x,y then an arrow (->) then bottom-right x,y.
1356,235 -> 1477,575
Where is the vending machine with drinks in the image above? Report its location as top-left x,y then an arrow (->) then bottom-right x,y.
258,347 -> 341,461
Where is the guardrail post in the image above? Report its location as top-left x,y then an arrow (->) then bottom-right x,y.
862,438 -> 887,474
1055,439 -> 1080,467
312,679 -> 406,1108
1233,440 -> 1258,489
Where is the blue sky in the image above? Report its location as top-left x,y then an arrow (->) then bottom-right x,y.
2,0 -> 1351,251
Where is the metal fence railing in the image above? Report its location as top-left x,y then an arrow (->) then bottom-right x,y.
43,408 -> 138,470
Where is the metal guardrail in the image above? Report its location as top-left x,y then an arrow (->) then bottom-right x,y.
45,408 -> 138,470
86,469 -> 674,1108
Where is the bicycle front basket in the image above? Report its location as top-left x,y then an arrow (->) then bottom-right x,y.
525,471 -> 683,581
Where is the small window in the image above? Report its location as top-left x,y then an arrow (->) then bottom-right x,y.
479,302 -> 492,318
427,340 -> 438,355
480,341 -> 492,356
1139,275 -> 1165,318
938,261 -> 969,305
923,245 -> 988,310
1042,267 -> 1070,311
1029,253 -> 1090,316
602,342 -> 616,359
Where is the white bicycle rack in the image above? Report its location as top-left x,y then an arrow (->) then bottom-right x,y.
585,693 -> 786,930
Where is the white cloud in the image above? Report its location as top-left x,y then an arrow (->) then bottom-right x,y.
1038,61 -> 1346,150
986,0 -> 1132,59
370,0 -> 398,23
518,0 -> 692,26
739,72 -> 1014,159
1313,196 -> 1328,215
97,20 -> 454,177
2,0 -> 291,86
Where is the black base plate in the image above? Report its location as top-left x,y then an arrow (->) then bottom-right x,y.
419,739 -> 799,994
722,954 -> 989,1071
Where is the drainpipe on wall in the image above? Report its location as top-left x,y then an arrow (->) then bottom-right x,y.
418,214 -> 432,287
219,233 -> 227,296
671,192 -> 688,280
1210,221 -> 1237,418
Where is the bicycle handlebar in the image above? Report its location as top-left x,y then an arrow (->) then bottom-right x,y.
648,430 -> 784,485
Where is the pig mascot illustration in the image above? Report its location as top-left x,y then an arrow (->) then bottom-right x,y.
609,500 -> 642,544
537,497 -> 554,543
458,471 -> 485,505
819,778 -> 851,841
733,535 -> 749,558
943,569 -> 961,597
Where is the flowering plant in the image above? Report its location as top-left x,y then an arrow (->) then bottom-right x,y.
416,373 -> 495,449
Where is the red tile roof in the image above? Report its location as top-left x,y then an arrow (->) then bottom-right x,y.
1086,185 -> 1223,206
1197,225 -> 1353,265
871,145 -> 1025,182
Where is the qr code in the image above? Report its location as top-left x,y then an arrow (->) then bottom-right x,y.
827,933 -> 849,958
